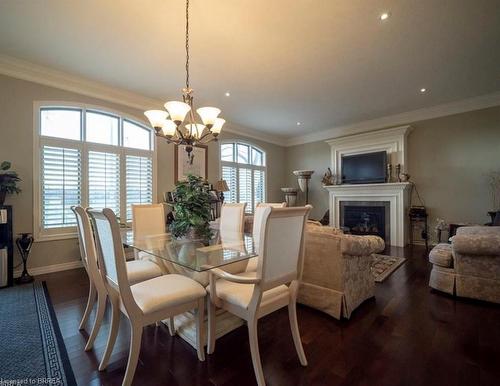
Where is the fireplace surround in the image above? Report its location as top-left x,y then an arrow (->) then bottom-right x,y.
323,126 -> 412,247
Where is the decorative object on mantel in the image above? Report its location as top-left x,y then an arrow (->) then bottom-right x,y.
386,163 -> 393,183
321,167 -> 336,186
0,161 -> 21,206
281,187 -> 298,207
174,144 -> 208,182
15,233 -> 34,284
399,172 -> 410,182
143,0 -> 225,164
214,180 -> 229,204
371,254 -> 406,282
293,170 -> 314,204
170,174 -> 213,242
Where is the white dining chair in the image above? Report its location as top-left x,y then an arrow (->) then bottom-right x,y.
72,206 -> 163,352
132,203 -> 166,236
219,202 -> 246,233
207,206 -> 311,386
246,202 -> 288,272
88,208 -> 207,386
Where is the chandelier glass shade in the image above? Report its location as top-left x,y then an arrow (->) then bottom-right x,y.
144,0 -> 224,162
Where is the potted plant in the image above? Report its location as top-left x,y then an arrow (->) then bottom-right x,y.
0,161 -> 21,206
170,174 -> 213,242
487,171 -> 500,223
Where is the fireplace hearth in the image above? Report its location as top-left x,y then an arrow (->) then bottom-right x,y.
340,201 -> 390,243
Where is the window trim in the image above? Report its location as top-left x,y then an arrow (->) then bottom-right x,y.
219,141 -> 267,214
33,101 -> 157,242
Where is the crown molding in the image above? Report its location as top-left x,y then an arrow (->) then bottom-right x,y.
0,55 -> 285,146
285,91 -> 500,146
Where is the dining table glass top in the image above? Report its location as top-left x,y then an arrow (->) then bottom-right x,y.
121,229 -> 257,272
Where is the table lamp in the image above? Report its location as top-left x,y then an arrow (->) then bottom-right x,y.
214,180 -> 229,204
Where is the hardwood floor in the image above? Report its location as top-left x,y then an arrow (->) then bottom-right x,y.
37,245 -> 500,386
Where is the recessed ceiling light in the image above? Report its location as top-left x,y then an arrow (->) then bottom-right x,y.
296,122 -> 301,126
225,91 -> 231,97
380,12 -> 390,21
420,88 -> 427,93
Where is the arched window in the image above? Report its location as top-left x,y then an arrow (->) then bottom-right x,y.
220,142 -> 266,213
34,102 -> 156,241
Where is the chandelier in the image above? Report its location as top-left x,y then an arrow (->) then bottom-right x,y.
144,0 -> 225,163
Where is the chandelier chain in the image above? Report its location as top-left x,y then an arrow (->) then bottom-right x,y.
185,0 -> 190,90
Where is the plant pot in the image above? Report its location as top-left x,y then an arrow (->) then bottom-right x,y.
0,191 -> 6,206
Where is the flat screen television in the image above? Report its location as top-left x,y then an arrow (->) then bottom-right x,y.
341,151 -> 387,184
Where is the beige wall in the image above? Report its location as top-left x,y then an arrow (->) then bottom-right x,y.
285,106 -> 500,241
0,74 -> 285,269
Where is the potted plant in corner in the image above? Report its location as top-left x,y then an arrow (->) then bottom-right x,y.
0,161 -> 21,206
487,171 -> 500,224
170,174 -> 213,242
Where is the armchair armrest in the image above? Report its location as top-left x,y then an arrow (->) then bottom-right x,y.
452,234 -> 500,256
209,268 -> 261,284
341,235 -> 385,256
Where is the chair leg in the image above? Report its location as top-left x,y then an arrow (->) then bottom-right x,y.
248,318 -> 266,386
167,317 -> 176,336
195,298 -> 205,361
207,297 -> 216,355
79,280 -> 97,330
99,297 -> 120,371
84,291 -> 107,351
288,300 -> 308,366
122,323 -> 143,386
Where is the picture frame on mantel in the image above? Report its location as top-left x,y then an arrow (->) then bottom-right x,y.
174,144 -> 208,182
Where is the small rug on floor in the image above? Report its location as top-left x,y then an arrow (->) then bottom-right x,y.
0,282 -> 76,386
371,254 -> 406,282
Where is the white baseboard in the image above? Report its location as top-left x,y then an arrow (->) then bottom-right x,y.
14,260 -> 83,278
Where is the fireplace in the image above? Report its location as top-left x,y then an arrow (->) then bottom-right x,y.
340,201 -> 390,243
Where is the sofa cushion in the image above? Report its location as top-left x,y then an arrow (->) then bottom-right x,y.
429,243 -> 453,267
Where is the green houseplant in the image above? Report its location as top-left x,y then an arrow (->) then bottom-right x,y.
170,174 -> 213,241
0,161 -> 21,206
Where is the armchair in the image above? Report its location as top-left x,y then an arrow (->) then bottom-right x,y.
298,226 -> 385,319
429,226 -> 500,303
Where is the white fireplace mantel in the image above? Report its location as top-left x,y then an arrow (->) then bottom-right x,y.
324,182 -> 411,247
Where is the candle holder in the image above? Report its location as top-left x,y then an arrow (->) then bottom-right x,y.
16,233 -> 34,284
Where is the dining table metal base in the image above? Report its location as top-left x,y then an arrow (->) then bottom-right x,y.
163,307 -> 244,349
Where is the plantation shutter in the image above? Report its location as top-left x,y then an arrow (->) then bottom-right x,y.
253,169 -> 265,212
238,168 -> 253,213
41,146 -> 81,229
88,151 -> 120,215
125,155 -> 153,221
222,165 -> 237,203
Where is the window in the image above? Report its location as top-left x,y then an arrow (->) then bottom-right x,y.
35,103 -> 155,241
220,142 -> 266,213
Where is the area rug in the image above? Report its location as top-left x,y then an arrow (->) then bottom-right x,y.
371,254 -> 406,282
0,282 -> 76,386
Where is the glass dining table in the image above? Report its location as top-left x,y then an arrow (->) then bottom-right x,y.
120,229 -> 257,349
121,229 -> 257,272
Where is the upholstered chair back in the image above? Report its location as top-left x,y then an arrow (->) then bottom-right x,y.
72,206 -> 102,285
257,207 -> 310,290
132,204 -> 166,237
220,203 -> 246,233
88,208 -> 136,312
252,202 -> 287,248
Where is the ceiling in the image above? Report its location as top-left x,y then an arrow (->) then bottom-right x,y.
0,0 -> 499,140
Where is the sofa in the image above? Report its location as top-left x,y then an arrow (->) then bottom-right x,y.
429,226 -> 500,303
298,223 -> 385,319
